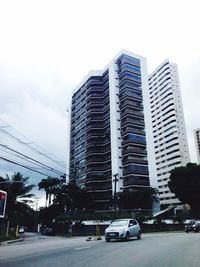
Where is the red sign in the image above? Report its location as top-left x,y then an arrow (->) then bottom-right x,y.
0,190 -> 7,218
0,191 -> 6,200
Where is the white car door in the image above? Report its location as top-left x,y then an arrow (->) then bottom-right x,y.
129,219 -> 139,237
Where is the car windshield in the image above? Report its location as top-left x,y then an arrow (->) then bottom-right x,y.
110,220 -> 128,226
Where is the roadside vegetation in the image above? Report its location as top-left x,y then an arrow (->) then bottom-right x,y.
1,163 -> 200,240
0,172 -> 36,241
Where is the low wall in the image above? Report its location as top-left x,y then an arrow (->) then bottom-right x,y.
71,223 -> 185,236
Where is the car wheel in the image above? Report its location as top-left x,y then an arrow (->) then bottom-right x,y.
137,231 -> 141,240
106,238 -> 110,242
125,232 -> 130,241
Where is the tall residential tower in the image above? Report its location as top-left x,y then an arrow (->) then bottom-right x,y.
148,60 -> 190,207
194,129 -> 200,164
68,50 -> 150,209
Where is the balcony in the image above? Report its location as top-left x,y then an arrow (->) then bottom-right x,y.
122,139 -> 146,146
86,102 -> 103,110
86,156 -> 111,164
86,131 -> 108,139
123,175 -> 150,187
87,136 -> 110,146
86,107 -> 108,114
86,185 -> 111,191
121,118 -> 145,128
121,128 -> 145,136
122,147 -> 147,156
119,81 -> 142,93
123,165 -> 149,175
86,171 -> 111,180
119,74 -> 141,86
86,122 -> 105,129
86,138 -> 110,146
86,147 -> 111,156
119,91 -> 142,102
118,56 -> 140,68
120,99 -> 143,110
86,165 -> 111,172
122,158 -> 148,165
86,116 -> 104,122
120,109 -> 144,119
86,90 -> 109,101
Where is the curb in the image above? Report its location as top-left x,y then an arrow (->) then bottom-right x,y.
0,238 -> 24,245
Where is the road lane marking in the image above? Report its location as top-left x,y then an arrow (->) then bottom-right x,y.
74,246 -> 92,251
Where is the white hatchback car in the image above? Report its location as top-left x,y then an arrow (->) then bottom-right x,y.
105,219 -> 141,242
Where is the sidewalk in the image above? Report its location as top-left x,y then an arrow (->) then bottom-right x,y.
0,237 -> 24,246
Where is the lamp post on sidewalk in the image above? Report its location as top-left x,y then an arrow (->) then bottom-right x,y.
113,174 -> 119,211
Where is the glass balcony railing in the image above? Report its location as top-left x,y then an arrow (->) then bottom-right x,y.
121,118 -> 145,127
86,155 -> 111,163
120,99 -> 143,110
119,91 -> 142,102
86,164 -> 111,172
122,139 -> 146,146
123,176 -> 150,186
122,158 -> 148,165
121,127 -> 145,136
122,147 -> 147,156
120,109 -> 144,119
123,164 -> 149,175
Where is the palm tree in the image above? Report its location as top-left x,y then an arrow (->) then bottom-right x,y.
38,177 -> 61,207
0,172 -> 35,233
53,182 -> 94,210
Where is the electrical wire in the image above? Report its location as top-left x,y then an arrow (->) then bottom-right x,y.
0,118 -> 68,177
0,145 -> 64,175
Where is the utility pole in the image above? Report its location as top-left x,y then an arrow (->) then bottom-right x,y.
73,167 -> 80,185
73,167 -> 77,185
113,174 -> 118,211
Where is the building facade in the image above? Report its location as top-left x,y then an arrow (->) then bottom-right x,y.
148,60 -> 190,207
194,129 -> 200,164
68,50 -> 150,209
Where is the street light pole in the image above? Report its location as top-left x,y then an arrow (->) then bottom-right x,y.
73,166 -> 80,185
113,174 -> 119,211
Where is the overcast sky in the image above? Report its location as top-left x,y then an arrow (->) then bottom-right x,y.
0,0 -> 200,204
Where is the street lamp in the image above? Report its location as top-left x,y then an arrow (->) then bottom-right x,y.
113,174 -> 119,211
71,166 -> 80,185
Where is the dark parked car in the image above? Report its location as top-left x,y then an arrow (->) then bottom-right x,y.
41,226 -> 55,236
185,220 -> 200,233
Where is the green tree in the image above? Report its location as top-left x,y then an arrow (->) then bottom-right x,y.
168,163 -> 200,214
117,187 -> 159,210
0,172 -> 35,228
53,182 -> 94,210
38,182 -> 94,227
38,177 -> 61,207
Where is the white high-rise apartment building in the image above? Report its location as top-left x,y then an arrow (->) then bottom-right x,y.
194,129 -> 200,164
148,60 -> 190,206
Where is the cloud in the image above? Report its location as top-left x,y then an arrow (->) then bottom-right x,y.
0,0 -> 200,199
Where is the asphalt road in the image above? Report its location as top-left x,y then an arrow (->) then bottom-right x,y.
0,232 -> 200,267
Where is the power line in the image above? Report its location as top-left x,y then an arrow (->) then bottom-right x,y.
0,145 -> 64,176
0,118 -> 68,176
0,127 -> 66,169
0,156 -> 52,176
